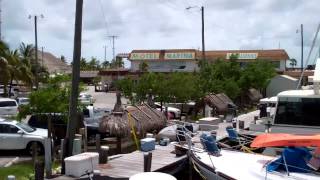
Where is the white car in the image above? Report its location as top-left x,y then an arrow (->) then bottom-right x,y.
79,93 -> 94,105
154,102 -> 181,119
16,97 -> 30,106
0,98 -> 18,117
0,119 -> 47,155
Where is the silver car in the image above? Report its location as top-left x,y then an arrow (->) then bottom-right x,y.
0,98 -> 18,117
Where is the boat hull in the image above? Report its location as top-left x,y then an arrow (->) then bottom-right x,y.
190,152 -> 234,180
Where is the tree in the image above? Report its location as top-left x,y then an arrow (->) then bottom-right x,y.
60,55 -> 67,63
88,57 -> 100,70
19,42 -> 34,68
199,59 -> 242,99
238,60 -> 276,91
80,57 -> 87,70
110,56 -> 124,69
101,60 -> 110,69
18,74 -> 84,119
288,58 -> 297,68
139,61 -> 149,72
0,41 -> 10,95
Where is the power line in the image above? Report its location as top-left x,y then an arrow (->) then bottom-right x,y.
98,0 -> 110,36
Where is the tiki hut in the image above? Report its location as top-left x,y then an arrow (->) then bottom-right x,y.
99,92 -> 166,137
246,88 -> 263,104
203,93 -> 236,115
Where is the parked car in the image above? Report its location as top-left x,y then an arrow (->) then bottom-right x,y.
154,102 -> 181,119
79,93 -> 94,105
26,111 -> 109,145
16,97 -> 30,106
0,98 -> 18,117
26,113 -> 68,145
0,118 -> 47,155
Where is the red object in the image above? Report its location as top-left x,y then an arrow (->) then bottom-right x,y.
251,133 -> 320,148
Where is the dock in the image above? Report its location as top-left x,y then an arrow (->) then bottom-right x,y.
55,144 -> 187,180
98,144 -> 187,179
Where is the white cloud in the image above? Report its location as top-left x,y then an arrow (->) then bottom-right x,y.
2,0 -> 320,68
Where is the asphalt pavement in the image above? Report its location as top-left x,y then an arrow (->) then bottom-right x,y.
84,86 -> 128,109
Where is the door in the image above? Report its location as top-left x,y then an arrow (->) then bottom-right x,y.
0,124 -> 25,150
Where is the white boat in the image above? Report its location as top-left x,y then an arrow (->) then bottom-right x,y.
186,133 -> 320,180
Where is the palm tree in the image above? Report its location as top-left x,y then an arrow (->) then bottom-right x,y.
101,60 -> 110,69
0,41 -> 11,96
288,58 -> 297,68
19,42 -> 34,68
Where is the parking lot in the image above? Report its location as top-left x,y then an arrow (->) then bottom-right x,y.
84,86 -> 128,109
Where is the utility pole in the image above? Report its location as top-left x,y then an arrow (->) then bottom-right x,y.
62,0 -> 83,173
103,45 -> 107,62
186,6 -> 206,65
108,35 -> 119,78
29,14 -> 43,89
108,35 -> 118,62
301,24 -> 304,72
201,6 -> 205,63
34,16 -> 38,89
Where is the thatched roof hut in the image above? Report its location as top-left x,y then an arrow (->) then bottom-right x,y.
99,92 -> 166,137
203,93 -> 236,115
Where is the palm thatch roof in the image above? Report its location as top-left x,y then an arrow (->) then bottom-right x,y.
203,93 -> 236,114
99,103 -> 166,137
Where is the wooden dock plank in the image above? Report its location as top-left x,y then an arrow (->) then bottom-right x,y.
98,144 -> 187,178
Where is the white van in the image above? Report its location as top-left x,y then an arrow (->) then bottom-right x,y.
0,98 -> 18,116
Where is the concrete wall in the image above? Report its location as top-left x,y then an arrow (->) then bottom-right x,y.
266,75 -> 298,97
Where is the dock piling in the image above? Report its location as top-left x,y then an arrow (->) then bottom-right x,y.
143,152 -> 152,172
96,134 -> 101,152
99,146 -> 109,164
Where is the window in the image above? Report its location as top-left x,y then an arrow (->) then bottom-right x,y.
275,98 -> 320,126
16,122 -> 34,133
0,124 -> 19,133
0,101 -> 17,107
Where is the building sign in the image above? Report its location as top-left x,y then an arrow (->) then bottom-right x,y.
130,53 -> 160,60
164,52 -> 195,60
226,53 -> 258,60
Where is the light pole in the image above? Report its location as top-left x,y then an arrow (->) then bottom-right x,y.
186,6 -> 205,65
29,14 -> 44,89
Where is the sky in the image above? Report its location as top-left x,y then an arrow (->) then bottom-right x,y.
2,0 -> 320,67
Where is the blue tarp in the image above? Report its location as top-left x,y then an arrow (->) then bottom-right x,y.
267,147 -> 312,173
200,133 -> 220,154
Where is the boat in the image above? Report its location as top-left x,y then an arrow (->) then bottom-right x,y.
186,132 -> 320,180
250,58 -> 320,134
251,133 -> 320,148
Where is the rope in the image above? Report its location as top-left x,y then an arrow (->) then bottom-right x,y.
128,112 -> 139,150
192,160 -> 207,180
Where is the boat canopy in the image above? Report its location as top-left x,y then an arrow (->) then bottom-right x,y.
267,147 -> 312,173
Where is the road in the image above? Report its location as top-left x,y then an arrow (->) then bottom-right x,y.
0,150 -> 31,167
84,86 -> 128,109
